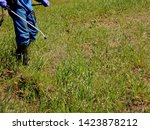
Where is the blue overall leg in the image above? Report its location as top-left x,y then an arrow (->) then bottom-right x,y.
27,11 -> 38,43
11,8 -> 38,46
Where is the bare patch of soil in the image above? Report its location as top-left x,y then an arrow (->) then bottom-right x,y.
81,42 -> 94,60
127,96 -> 150,112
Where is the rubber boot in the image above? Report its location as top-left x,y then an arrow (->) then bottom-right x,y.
16,44 -> 29,65
22,45 -> 28,65
16,44 -> 22,63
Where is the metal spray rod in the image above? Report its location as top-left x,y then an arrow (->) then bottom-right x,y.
6,6 -> 47,39
32,4 -> 43,6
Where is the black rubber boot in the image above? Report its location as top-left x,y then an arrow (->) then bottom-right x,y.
16,44 -> 29,65
22,45 -> 28,65
16,44 -> 22,62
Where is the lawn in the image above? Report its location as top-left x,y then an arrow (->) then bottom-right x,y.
0,0 -> 150,112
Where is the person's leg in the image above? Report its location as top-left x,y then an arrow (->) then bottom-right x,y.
10,8 -> 30,65
27,11 -> 38,43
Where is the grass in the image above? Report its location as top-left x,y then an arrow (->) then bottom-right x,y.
0,0 -> 150,112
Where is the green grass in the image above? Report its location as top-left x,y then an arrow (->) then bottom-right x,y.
0,0 -> 150,112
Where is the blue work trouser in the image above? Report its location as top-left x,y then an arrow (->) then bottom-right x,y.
10,8 -> 38,46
